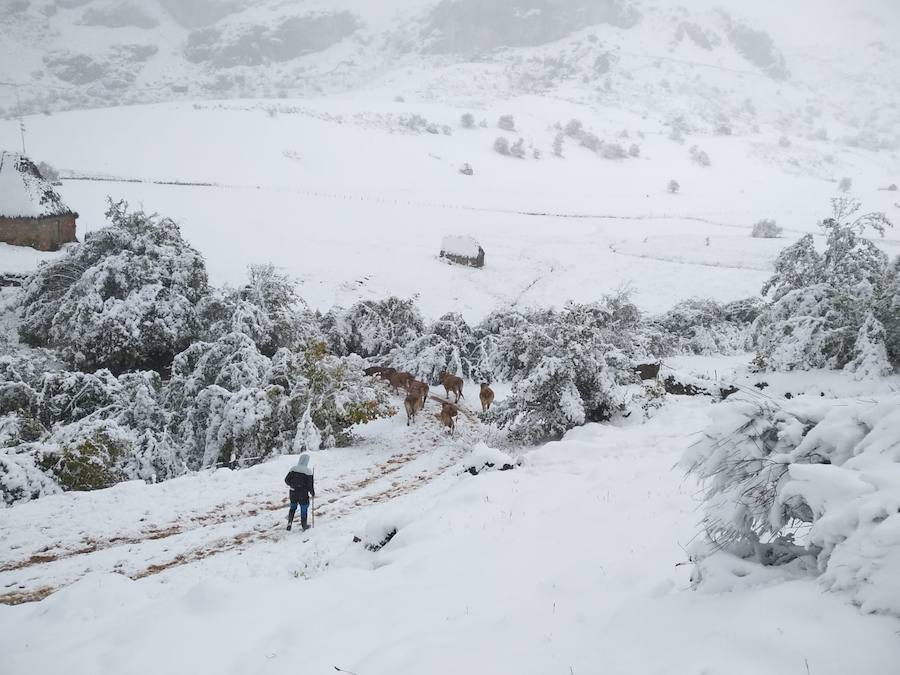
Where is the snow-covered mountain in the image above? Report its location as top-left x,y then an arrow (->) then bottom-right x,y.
2,0 -> 899,151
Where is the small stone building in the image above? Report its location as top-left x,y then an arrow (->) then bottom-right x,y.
0,151 -> 78,252
440,234 -> 485,268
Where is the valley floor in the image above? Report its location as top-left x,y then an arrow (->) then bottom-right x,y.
2,395 -> 898,675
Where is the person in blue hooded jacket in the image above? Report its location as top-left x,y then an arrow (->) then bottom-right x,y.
284,454 -> 315,531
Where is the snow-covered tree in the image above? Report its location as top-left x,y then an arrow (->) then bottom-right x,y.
683,394 -> 900,618
493,136 -> 511,155
750,219 -> 782,238
497,114 -> 515,131
760,234 -> 823,300
322,297 -> 424,358
655,298 -> 759,355
19,199 -> 208,373
844,313 -> 893,379
564,119 -> 583,137
689,144 -> 711,166
874,256 -> 900,366
668,179 -> 680,194
460,113 -> 475,128
198,264 -> 320,356
754,199 -> 894,372
387,312 -> 477,383
510,137 -> 526,158
552,131 -> 565,157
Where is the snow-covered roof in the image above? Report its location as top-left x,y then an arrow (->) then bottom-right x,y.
440,235 -> 481,258
0,151 -> 73,219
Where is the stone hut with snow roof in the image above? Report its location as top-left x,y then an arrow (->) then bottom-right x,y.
440,234 -> 485,268
0,151 -> 78,251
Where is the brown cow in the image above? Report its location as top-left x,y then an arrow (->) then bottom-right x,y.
439,371 -> 464,403
387,370 -> 414,393
439,401 -> 458,435
404,391 -> 423,426
408,379 -> 429,407
479,383 -> 495,412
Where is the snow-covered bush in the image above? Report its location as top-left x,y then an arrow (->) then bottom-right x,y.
510,138 -> 526,158
628,143 -> 640,157
754,199 -> 894,373
601,142 -> 627,160
654,298 -> 760,355
387,312 -> 478,383
579,131 -> 602,152
497,114 -> 515,131
460,113 -> 475,128
552,131 -> 564,157
166,335 -> 393,469
875,257 -> 900,366
839,176 -> 852,193
750,219 -> 782,238
682,395 -> 900,617
0,448 -> 62,506
19,199 -> 208,373
564,119 -> 583,137
483,298 -> 642,443
198,264 -> 320,356
667,179 -> 680,194
689,145 -> 711,166
323,297 -> 424,358
493,136 -> 510,155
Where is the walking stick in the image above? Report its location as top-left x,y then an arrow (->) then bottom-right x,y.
311,495 -> 315,528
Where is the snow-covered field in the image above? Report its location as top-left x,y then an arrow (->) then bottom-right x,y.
3,393 -> 899,675
1,98 -> 898,318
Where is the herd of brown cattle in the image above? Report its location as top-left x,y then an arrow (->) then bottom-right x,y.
363,366 -> 495,434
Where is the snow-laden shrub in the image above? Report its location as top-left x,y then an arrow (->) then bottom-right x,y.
682,395 -> 900,617
600,142 -> 626,160
483,298 -> 640,443
322,297 -> 424,358
875,257 -> 900,366
19,199 -> 208,373
667,179 -> 680,194
510,138 -> 526,159
750,219 -> 782,238
689,144 -> 711,166
497,114 -> 515,131
386,312 -> 477,383
461,113 -> 475,128
167,335 -> 393,468
552,131 -> 564,157
491,354 -> 624,444
754,199 -> 893,372
493,136 -> 510,155
654,298 -> 759,355
198,264 -> 320,356
0,448 -> 62,506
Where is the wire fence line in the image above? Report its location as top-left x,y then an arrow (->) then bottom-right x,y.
60,171 -> 745,229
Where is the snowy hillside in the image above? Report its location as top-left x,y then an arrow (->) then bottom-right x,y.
2,0 -> 900,150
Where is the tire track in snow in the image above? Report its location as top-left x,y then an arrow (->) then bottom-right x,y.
0,412 -> 477,605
